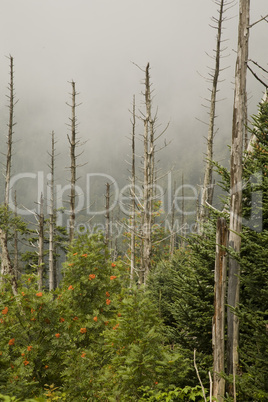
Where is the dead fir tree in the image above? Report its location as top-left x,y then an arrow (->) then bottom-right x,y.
169,180 -> 176,258
212,217 -> 228,402
0,55 -> 18,294
122,64 -> 169,285
122,64 -> 153,285
135,63 -> 169,285
141,63 -> 154,284
47,131 -> 56,291
227,0 -> 250,398
13,191 -> 19,279
105,182 -> 111,249
180,173 -> 186,248
169,174 -> 186,255
199,0 -> 234,230
4,55 -> 17,208
23,194 -> 46,290
66,81 -> 82,243
227,9 -> 268,396
130,95 -> 136,284
121,95 -> 137,285
37,193 -> 44,291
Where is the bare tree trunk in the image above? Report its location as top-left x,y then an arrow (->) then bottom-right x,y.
113,233 -> 119,262
244,91 -> 248,149
0,55 -> 18,293
227,1 -> 250,399
169,180 -> 176,258
4,55 -> 16,208
48,132 -> 55,291
54,246 -> 58,289
181,173 -> 186,248
213,217 -> 228,402
13,191 -> 19,279
67,81 -> 78,243
199,0 -> 226,230
130,95 -> 136,285
142,63 -> 154,285
131,63 -> 168,285
37,193 -> 44,291
105,182 -> 111,248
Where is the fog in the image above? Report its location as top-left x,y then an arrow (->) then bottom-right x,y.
1,0 -> 267,216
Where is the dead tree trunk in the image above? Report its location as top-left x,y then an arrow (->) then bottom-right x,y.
4,55 -> 16,208
142,63 -> 154,284
227,1 -> 250,398
105,182 -> 111,248
181,173 -> 186,248
37,193 -> 44,291
67,81 -> 79,243
0,55 -> 18,293
130,95 -> 136,284
48,132 -> 56,291
169,180 -> 176,258
199,0 -> 227,230
130,63 -> 168,285
13,191 -> 19,279
213,217 -> 228,402
244,91 -> 248,149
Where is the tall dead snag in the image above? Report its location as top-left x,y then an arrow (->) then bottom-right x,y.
141,63 -> 154,284
67,81 -> 80,243
227,0 -> 250,397
0,55 -> 18,294
130,95 -> 136,284
244,91 -> 248,149
127,63 -> 168,285
199,0 -> 230,230
48,131 -> 56,291
105,182 -> 111,249
169,180 -> 176,258
180,173 -> 186,248
13,191 -> 19,279
124,95 -> 137,284
37,193 -> 44,291
4,55 -> 17,208
212,217 -> 228,402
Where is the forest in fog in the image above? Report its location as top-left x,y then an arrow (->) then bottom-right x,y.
0,0 -> 268,401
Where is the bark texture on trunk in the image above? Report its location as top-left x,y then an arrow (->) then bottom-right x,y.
130,95 -> 136,285
0,56 -> 18,294
48,132 -> 55,291
5,55 -> 15,208
68,81 -> 77,243
199,0 -> 225,230
142,63 -> 154,284
213,217 -> 228,401
105,182 -> 111,248
227,1 -> 250,399
37,194 -> 44,291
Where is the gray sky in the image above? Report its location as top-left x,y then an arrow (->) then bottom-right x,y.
1,0 -> 268,187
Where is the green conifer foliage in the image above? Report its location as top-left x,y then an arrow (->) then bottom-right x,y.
148,220 -> 218,389
236,101 -> 268,401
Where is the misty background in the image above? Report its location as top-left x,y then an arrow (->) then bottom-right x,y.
0,0 -> 267,223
